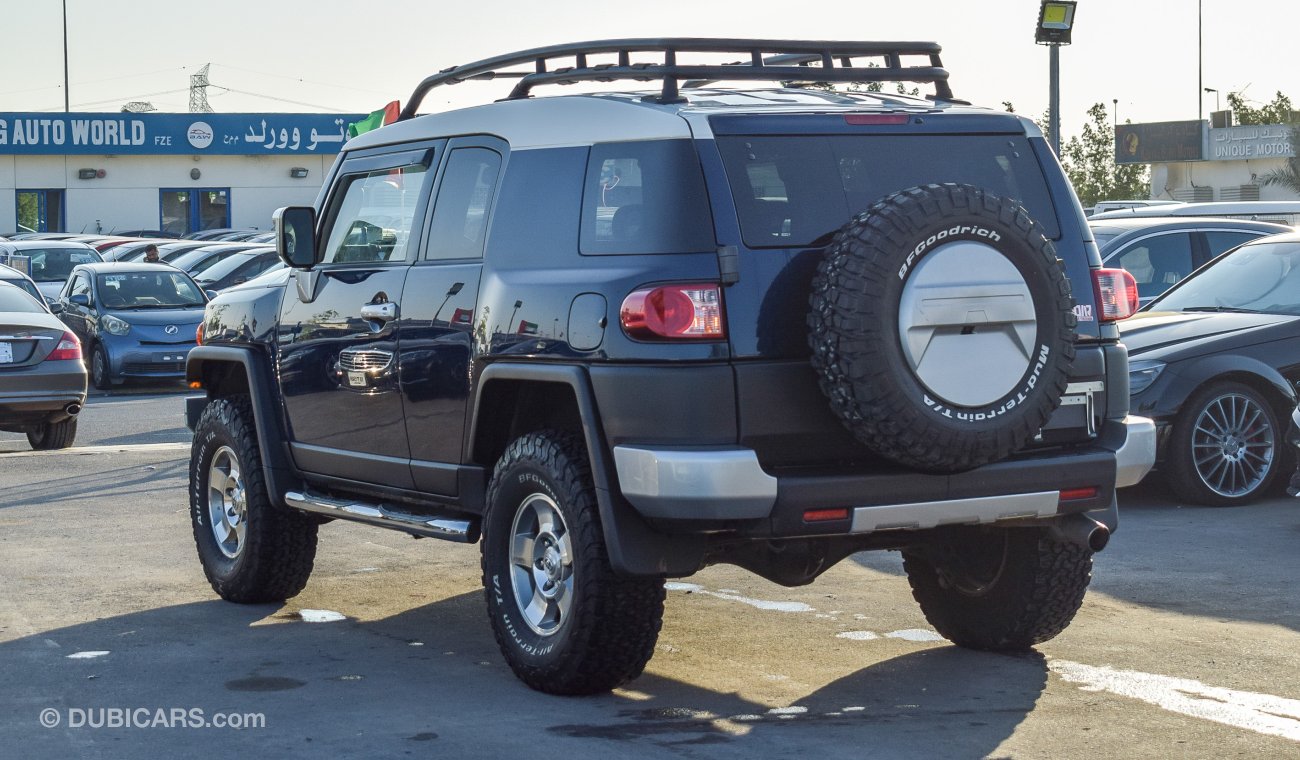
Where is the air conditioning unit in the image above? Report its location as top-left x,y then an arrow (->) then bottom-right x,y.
1210,110 -> 1233,129
1219,185 -> 1261,202
1172,186 -> 1214,202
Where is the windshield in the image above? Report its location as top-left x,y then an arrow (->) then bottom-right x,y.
1150,240 -> 1300,314
24,248 -> 101,282
717,134 -> 1059,249
196,251 -> 268,282
96,272 -> 206,309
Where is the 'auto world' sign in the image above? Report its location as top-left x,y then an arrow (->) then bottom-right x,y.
0,113 -> 365,156
1207,124 -> 1295,161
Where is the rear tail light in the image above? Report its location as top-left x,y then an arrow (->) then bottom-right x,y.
1092,268 -> 1139,322
47,331 -> 82,361
1058,486 -> 1099,502
620,284 -> 725,340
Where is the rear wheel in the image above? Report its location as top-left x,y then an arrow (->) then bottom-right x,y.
1165,381 -> 1282,506
903,527 -> 1092,650
481,430 -> 665,695
27,417 -> 77,450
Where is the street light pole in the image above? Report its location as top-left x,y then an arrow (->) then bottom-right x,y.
1198,0 -> 1203,122
62,0 -> 70,112
1035,2 -> 1077,156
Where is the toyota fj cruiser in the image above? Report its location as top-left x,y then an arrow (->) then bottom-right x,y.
185,39 -> 1156,695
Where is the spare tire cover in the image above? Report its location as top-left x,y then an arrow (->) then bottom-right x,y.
808,183 -> 1076,472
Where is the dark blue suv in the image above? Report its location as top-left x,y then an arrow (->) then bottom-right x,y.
183,39 -> 1155,695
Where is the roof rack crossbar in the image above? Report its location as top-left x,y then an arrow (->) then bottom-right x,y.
399,38 -> 953,119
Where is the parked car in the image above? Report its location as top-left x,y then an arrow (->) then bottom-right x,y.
56,262 -> 207,389
192,249 -> 282,292
1123,230 -> 1300,506
0,240 -> 103,301
167,243 -> 271,277
101,239 -> 182,262
186,38 -> 1153,695
0,281 -> 87,449
1086,199 -> 1181,217
1091,201 -> 1300,226
182,228 -> 258,241
113,241 -> 210,263
0,263 -> 46,304
109,229 -> 170,239
1091,217 -> 1291,305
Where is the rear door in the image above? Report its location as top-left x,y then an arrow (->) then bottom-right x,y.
277,145 -> 440,489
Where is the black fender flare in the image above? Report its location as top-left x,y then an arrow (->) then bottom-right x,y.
186,345 -> 297,505
470,362 -> 705,577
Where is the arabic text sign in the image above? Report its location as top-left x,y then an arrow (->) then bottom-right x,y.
1115,121 -> 1204,164
1207,125 -> 1295,161
0,113 -> 366,156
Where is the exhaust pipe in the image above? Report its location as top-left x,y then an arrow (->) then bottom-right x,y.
1050,513 -> 1110,553
65,402 -> 82,416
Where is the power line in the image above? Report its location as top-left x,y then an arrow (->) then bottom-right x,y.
207,85 -> 344,111
209,62 -> 390,97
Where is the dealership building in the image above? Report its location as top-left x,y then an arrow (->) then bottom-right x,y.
0,111 -> 361,236
1116,119 -> 1299,202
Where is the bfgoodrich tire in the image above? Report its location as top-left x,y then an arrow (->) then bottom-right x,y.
902,527 -> 1092,650
481,430 -> 665,695
190,395 -> 318,603
809,183 -> 1076,472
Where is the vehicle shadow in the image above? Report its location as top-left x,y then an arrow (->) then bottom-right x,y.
0,595 -> 1047,759
0,459 -> 187,511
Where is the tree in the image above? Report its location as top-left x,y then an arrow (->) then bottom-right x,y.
1059,102 -> 1150,207
1226,91 -> 1295,126
1259,125 -> 1300,193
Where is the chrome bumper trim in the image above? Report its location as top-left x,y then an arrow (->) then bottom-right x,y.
1115,415 -> 1157,488
613,445 -> 778,520
851,491 -> 1060,533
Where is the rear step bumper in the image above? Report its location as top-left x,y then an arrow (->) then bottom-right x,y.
284,490 -> 479,543
614,415 -> 1156,534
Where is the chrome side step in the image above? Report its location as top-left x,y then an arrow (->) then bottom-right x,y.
284,490 -> 479,543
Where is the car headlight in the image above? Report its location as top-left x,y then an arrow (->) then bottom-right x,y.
102,314 -> 131,336
1129,359 -> 1166,395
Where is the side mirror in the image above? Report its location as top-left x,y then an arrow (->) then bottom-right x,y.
204,290 -> 219,300
69,294 -> 90,307
48,301 -> 65,314
273,206 -> 318,269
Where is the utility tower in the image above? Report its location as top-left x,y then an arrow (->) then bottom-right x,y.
189,63 -> 213,113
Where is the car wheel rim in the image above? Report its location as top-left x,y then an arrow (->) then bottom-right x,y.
207,445 -> 247,559
897,241 -> 1038,408
1191,392 -> 1274,498
508,492 -> 573,637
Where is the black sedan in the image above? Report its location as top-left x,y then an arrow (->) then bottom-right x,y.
0,281 -> 87,449
1122,231 -> 1300,506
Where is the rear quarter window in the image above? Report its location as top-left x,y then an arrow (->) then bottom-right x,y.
580,140 -> 715,255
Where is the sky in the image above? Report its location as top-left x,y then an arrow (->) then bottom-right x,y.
0,1 -> 1292,140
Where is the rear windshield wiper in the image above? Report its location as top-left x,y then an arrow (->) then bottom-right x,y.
1180,306 -> 1262,313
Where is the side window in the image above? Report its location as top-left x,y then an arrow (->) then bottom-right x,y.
580,140 -> 715,255
1116,233 -> 1194,300
1204,231 -> 1259,259
320,163 -> 429,264
425,148 -> 502,260
67,272 -> 92,302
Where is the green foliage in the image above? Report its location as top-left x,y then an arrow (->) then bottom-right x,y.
1059,103 -> 1150,207
1259,125 -> 1300,193
1225,91 -> 1295,126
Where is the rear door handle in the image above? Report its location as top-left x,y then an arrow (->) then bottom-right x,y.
360,302 -> 398,322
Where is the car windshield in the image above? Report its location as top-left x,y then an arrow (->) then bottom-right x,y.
1150,240 -> 1300,314
24,248 -> 101,282
195,252 -> 268,282
96,272 -> 206,309
0,283 -> 45,313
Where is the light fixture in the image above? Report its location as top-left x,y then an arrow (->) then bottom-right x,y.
289,167 -> 309,179
77,168 -> 97,180
1035,1 -> 1077,44
190,168 -> 201,180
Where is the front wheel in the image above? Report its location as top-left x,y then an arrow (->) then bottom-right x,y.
1165,381 -> 1283,507
190,395 -> 318,603
903,527 -> 1092,650
90,344 -> 113,390
481,430 -> 665,695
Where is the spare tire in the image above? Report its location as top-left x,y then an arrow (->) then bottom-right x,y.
808,183 -> 1076,472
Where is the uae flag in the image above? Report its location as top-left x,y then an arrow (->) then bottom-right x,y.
347,101 -> 400,138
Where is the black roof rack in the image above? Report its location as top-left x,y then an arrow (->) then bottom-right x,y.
399,38 -> 954,120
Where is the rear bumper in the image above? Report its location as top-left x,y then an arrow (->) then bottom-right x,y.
613,415 -> 1156,536
0,361 -> 87,426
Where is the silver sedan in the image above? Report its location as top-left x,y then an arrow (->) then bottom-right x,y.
0,281 -> 87,449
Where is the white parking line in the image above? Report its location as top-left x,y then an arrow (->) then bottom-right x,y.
0,442 -> 190,458
1050,659 -> 1300,743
